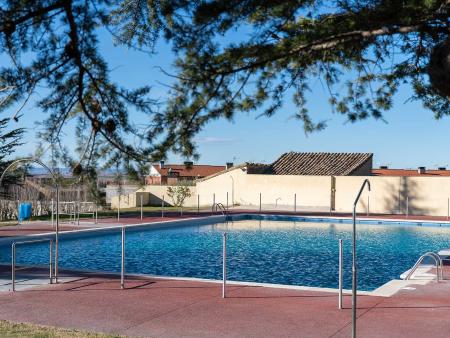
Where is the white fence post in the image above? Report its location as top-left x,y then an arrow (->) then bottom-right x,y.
406,196 -> 409,218
140,195 -> 143,220
117,195 -> 120,222
367,195 -> 370,216
339,239 -> 343,309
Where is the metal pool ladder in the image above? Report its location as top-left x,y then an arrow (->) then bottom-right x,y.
405,252 -> 443,281
212,203 -> 227,215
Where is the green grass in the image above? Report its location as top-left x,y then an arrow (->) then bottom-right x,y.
0,320 -> 126,338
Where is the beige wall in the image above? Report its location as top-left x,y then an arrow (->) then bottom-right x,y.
335,176 -> 450,216
111,185 -> 198,209
196,168 -> 331,210
112,167 -> 450,216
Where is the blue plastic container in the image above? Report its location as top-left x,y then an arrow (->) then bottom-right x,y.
18,202 -> 32,222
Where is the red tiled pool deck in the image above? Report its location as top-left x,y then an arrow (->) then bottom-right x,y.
0,270 -> 449,338
1,212 -> 450,337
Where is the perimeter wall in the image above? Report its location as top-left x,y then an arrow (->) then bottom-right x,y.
111,167 -> 450,217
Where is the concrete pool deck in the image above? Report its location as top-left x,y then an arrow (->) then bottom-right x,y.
0,268 -> 449,338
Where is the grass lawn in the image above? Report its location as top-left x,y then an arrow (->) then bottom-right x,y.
0,320 -> 125,337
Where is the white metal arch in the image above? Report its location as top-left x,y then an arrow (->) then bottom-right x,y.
0,157 -> 60,282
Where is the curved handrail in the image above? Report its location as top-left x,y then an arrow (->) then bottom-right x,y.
0,157 -> 61,283
426,252 -> 444,280
212,202 -> 227,215
405,252 -> 442,281
351,179 -> 370,338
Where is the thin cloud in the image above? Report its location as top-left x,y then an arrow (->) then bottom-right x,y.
196,137 -> 238,144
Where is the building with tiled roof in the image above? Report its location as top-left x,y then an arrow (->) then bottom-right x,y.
248,152 -> 373,176
146,161 -> 229,185
372,167 -> 450,177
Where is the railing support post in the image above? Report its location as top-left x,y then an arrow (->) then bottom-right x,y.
338,239 -> 343,309
117,195 -> 120,222
11,244 -> 16,292
49,240 -> 53,284
162,195 -> 165,218
140,194 -> 143,220
17,200 -> 20,225
259,193 -> 261,212
121,226 -> 125,289
197,194 -> 200,213
352,179 -> 371,338
367,195 -> 370,216
223,232 -> 227,298
406,196 -> 409,218
447,197 -> 449,220
55,186 -> 59,283
294,193 -> 296,213
226,192 -> 229,211
51,199 -> 54,228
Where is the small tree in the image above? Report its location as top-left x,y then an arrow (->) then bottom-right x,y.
0,118 -> 25,187
167,186 -> 192,208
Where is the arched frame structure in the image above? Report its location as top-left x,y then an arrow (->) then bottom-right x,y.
0,157 -> 60,282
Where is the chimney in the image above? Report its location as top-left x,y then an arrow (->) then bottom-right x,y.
438,167 -> 446,171
379,165 -> 388,169
226,162 -> 234,170
184,161 -> 193,168
418,166 -> 426,174
159,160 -> 164,169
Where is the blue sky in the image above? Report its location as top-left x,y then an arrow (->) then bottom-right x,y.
7,29 -> 450,170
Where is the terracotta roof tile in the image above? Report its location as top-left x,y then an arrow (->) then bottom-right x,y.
155,164 -> 225,178
260,152 -> 373,176
372,169 -> 450,177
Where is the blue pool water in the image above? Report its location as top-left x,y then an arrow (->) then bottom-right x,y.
1,216 -> 450,291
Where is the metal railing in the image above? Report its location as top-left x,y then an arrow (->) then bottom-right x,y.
338,239 -> 343,309
121,226 -> 125,289
77,202 -> 98,225
405,252 -> 443,281
11,239 -> 53,292
222,232 -> 227,298
351,179 -> 371,338
212,203 -> 227,215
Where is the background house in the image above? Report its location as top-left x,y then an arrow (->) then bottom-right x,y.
146,161 -> 230,185
111,151 -> 450,217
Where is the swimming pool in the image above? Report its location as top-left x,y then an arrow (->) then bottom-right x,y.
1,215 -> 450,291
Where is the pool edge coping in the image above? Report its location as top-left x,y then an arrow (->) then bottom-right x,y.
0,212 -> 443,296
0,263 -> 433,298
